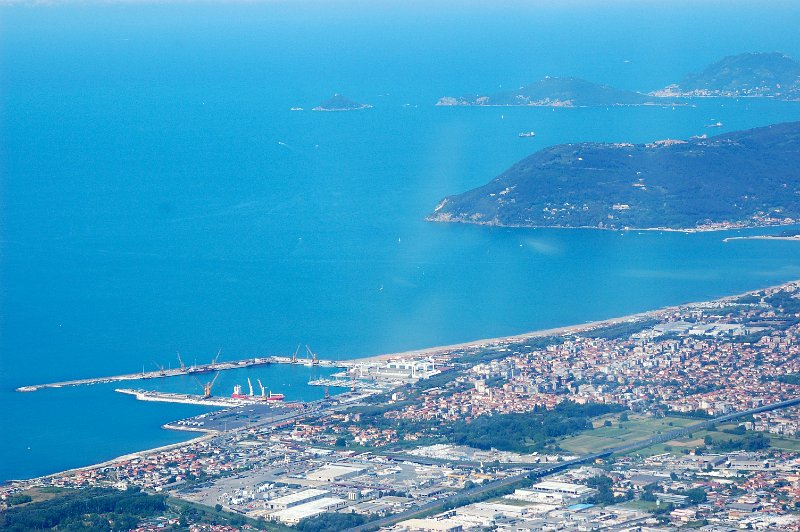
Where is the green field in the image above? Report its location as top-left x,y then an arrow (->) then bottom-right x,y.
617,499 -> 660,512
556,414 -> 697,455
763,434 -> 800,451
618,420 -> 800,457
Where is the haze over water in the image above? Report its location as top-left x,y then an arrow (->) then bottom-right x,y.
3,0 -> 800,481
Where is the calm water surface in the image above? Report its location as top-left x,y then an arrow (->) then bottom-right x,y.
3,1 -> 800,481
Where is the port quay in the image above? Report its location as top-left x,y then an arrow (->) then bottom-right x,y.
15,353 -> 440,399
14,355 -> 338,393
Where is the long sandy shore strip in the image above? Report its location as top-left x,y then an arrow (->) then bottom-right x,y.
9,279 -> 797,486
359,280 -> 794,362
9,433 -> 215,486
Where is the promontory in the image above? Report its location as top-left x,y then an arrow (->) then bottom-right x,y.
436,77 -> 680,107
652,52 -> 800,100
428,122 -> 800,231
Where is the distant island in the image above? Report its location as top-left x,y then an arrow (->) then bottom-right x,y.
428,121 -> 800,231
436,77 -> 681,107
312,93 -> 372,111
652,52 -> 800,100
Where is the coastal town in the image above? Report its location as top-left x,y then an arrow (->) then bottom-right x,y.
7,0 -> 800,527
4,281 -> 800,531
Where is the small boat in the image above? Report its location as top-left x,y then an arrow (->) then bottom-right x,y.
518,131 -> 536,138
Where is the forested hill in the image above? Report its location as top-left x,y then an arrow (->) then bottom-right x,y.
437,77 -> 678,107
428,122 -> 800,231
653,52 -> 800,100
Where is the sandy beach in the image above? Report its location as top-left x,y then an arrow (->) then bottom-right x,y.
359,280 -> 796,362
10,278 -> 798,486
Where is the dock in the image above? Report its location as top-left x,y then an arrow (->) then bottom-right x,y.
115,388 -> 237,407
16,355 -> 342,393
307,377 -> 390,392
114,388 -> 304,408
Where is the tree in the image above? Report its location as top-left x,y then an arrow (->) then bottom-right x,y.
619,412 -> 629,422
296,512 -> 368,532
585,475 -> 615,505
684,487 -> 707,505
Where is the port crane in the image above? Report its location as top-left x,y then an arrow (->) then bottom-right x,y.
305,345 -> 319,365
211,349 -> 222,369
193,372 -> 220,399
247,377 -> 254,397
177,352 -> 186,372
152,361 -> 166,376
257,378 -> 266,398
291,344 -> 301,364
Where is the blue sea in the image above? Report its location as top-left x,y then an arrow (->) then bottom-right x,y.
3,0 -> 800,482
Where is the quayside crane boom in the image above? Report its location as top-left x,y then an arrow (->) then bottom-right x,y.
305,345 -> 319,365
177,352 -> 186,372
291,344 -> 301,363
257,379 -> 266,398
194,372 -> 219,399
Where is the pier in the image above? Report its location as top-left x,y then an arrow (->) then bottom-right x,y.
114,388 -> 304,408
16,355 -> 342,393
307,377 -> 390,392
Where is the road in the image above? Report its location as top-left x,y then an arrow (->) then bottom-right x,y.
344,395 -> 800,532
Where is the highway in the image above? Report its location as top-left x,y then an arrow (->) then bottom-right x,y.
344,395 -> 800,532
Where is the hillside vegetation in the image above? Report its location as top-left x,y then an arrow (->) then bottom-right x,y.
428,122 -> 800,231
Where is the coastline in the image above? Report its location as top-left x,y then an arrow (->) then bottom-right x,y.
354,279 -> 793,360
434,102 -> 690,108
311,104 -> 373,111
10,278 -> 798,486
723,235 -> 800,242
8,433 -> 214,486
424,215 -> 799,234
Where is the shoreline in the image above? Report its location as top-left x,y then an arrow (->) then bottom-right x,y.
424,215 -> 799,234
434,101 -> 691,108
723,235 -> 800,242
7,433 -> 214,486
354,279 -> 791,361
8,278 -> 798,487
